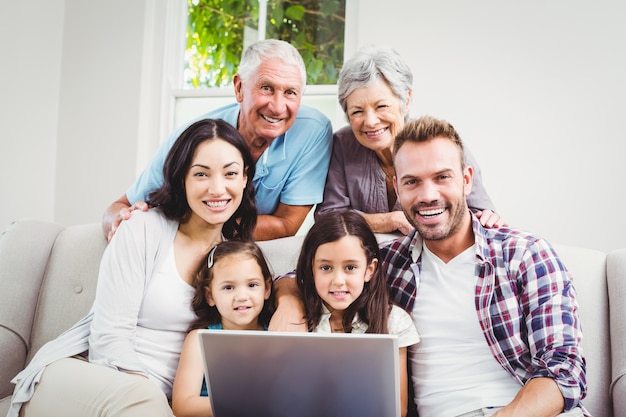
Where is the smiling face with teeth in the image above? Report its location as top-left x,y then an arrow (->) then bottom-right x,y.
394,136 -> 474,249
346,78 -> 410,162
184,138 -> 248,230
233,60 -> 302,152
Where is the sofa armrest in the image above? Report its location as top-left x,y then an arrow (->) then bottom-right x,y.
608,247 -> 626,416
0,327 -> 26,398
0,220 -> 64,390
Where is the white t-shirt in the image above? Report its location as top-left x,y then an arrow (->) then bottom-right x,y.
410,244 -> 520,417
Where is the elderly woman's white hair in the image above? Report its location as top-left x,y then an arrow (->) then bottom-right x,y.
337,46 -> 413,119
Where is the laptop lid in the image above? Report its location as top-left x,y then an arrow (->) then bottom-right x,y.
198,329 -> 400,417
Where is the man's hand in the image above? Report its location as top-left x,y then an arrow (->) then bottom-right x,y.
269,276 -> 307,332
102,194 -> 149,242
475,209 -> 508,229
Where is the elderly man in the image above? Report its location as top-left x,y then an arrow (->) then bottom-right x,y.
102,39 -> 332,241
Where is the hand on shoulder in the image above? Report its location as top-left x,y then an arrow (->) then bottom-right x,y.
105,199 -> 150,242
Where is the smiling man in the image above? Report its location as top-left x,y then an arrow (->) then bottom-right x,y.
383,115 -> 588,417
270,115 -> 588,415
102,39 -> 332,242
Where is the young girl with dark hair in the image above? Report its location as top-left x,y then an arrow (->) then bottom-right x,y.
296,210 -> 419,417
172,240 -> 273,417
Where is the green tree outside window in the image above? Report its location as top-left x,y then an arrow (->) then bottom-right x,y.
186,0 -> 345,88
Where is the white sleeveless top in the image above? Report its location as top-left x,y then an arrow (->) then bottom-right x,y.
135,246 -> 197,397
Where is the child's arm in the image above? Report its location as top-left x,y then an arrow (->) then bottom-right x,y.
387,306 -> 420,417
399,346 -> 409,417
172,329 -> 213,417
269,273 -> 307,331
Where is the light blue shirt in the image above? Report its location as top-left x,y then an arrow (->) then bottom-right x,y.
127,103 -> 333,215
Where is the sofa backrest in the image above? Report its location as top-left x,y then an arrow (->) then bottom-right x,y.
553,243 -> 611,417
27,223 -> 107,361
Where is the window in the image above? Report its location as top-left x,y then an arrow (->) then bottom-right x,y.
185,0 -> 346,89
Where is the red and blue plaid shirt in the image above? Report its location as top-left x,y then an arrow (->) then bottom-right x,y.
379,213 -> 587,413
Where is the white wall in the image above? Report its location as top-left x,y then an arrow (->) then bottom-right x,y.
0,0 -> 65,229
53,1 -> 147,227
351,0 -> 626,253
1,0 -> 624,253
0,0 -> 148,233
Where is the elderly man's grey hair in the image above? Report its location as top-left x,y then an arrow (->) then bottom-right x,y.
237,39 -> 307,90
338,46 -> 413,119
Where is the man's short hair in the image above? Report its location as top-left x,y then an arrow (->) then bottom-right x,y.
393,115 -> 466,169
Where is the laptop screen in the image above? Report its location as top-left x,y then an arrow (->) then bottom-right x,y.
198,329 -> 400,417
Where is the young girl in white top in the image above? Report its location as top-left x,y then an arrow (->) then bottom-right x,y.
172,240 -> 274,417
296,210 -> 420,417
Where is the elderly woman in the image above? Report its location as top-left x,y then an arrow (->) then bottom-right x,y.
316,46 -> 503,234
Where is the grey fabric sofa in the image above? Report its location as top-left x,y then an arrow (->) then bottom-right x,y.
0,219 -> 624,417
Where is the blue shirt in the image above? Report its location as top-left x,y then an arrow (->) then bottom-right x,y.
127,103 -> 333,215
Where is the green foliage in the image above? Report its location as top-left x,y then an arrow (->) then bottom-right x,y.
186,0 -> 345,88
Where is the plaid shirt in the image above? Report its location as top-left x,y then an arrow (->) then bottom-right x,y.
379,213 -> 587,413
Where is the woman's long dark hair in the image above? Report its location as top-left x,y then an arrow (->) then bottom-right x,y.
148,119 -> 257,240
296,211 -> 390,333
189,240 -> 274,330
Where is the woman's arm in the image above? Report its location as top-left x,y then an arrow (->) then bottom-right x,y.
315,131 -> 352,217
172,330 -> 213,417
88,214 -> 152,373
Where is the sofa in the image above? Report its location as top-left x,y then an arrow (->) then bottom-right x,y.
0,218 -> 624,417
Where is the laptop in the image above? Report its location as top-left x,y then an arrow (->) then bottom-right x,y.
198,329 -> 400,417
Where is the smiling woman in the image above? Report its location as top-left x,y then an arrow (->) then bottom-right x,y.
7,119 -> 258,417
